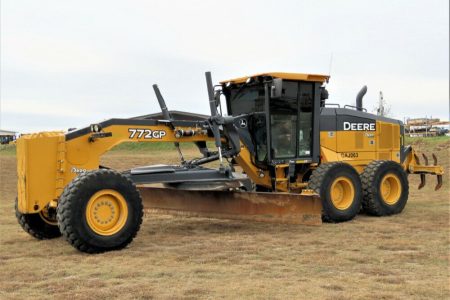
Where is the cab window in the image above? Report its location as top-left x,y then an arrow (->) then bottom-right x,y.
270,98 -> 297,159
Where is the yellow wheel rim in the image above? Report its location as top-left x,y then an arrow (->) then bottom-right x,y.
39,208 -> 58,226
380,173 -> 402,205
330,176 -> 355,210
86,189 -> 128,236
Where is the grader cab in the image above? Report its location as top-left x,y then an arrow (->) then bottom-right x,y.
15,72 -> 444,253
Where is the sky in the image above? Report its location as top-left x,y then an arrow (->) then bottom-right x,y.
0,0 -> 449,133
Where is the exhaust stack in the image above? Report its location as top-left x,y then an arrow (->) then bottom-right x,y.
356,85 -> 368,111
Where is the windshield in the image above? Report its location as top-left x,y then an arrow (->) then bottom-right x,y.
229,85 -> 265,115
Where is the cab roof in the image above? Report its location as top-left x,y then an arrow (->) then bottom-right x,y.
220,72 -> 330,84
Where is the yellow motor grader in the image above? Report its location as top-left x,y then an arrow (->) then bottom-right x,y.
15,72 -> 444,253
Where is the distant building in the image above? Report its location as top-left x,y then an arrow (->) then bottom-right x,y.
0,129 -> 17,144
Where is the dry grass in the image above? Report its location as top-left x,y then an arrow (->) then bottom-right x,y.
0,139 -> 449,299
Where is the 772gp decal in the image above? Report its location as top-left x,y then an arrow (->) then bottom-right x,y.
128,128 -> 167,139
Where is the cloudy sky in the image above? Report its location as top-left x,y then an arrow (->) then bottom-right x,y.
1,0 -> 448,132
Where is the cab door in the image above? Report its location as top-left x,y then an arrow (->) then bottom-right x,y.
269,81 -> 316,162
297,82 -> 315,157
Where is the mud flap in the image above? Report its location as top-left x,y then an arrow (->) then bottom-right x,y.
138,187 -> 322,225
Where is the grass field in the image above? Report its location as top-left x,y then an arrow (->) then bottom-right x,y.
0,137 -> 449,299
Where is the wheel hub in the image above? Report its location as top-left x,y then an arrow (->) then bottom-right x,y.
330,176 -> 354,210
39,207 -> 58,225
86,189 -> 128,236
380,173 -> 401,205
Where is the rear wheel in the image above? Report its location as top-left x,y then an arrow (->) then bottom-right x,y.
308,162 -> 362,222
57,169 -> 143,253
15,198 -> 61,239
361,161 -> 409,216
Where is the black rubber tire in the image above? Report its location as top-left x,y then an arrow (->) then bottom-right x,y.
57,169 -> 143,253
308,162 -> 362,223
255,185 -> 272,192
361,160 -> 409,216
15,198 -> 61,239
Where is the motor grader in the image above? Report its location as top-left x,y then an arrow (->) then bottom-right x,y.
15,72 -> 444,253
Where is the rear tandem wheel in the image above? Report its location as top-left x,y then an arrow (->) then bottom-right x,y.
361,160 -> 409,216
308,162 -> 362,222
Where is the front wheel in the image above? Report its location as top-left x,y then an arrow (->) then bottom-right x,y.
15,198 -> 61,239
57,169 -> 143,253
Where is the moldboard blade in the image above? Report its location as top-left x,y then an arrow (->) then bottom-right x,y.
138,187 -> 322,225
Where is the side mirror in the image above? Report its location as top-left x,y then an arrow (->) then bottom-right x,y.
214,90 -> 221,107
270,78 -> 283,99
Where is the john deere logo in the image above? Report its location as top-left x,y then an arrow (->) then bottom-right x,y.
343,122 -> 375,131
239,119 -> 247,128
